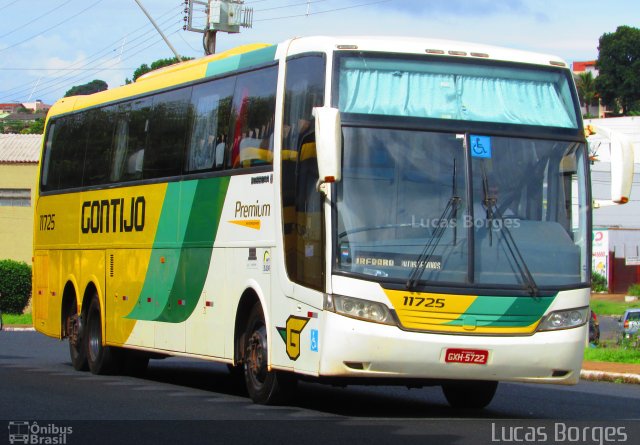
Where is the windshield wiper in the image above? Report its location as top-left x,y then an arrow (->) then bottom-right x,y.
406,160 -> 460,290
479,160 -> 539,297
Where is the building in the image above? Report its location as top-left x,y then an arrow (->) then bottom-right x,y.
586,117 -> 640,292
0,134 -> 41,264
21,100 -> 51,113
0,103 -> 23,114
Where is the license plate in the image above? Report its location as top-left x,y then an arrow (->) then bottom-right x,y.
445,348 -> 489,365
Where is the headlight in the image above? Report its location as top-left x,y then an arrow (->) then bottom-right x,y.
324,294 -> 395,325
537,307 -> 589,332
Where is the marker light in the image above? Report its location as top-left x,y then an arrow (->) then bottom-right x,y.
537,307 -> 589,331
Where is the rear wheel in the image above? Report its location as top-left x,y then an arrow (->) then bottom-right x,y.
84,294 -> 122,375
243,304 -> 296,404
67,305 -> 88,371
442,380 -> 498,410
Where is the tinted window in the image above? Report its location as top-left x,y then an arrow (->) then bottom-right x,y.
227,66 -> 278,169
42,115 -> 86,191
281,55 -> 326,290
83,106 -> 116,186
145,88 -> 191,179
186,77 -> 235,172
111,98 -> 152,183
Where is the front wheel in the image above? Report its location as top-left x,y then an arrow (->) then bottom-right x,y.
243,304 -> 296,405
442,380 -> 498,410
84,294 -> 122,375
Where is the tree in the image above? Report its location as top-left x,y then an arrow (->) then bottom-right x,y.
21,118 -> 45,134
596,26 -> 640,115
576,71 -> 597,117
64,79 -> 108,97
126,56 -> 194,84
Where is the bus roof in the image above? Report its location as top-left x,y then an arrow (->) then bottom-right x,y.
282,35 -> 569,68
47,35 -> 569,118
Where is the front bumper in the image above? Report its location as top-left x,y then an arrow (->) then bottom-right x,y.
318,311 -> 585,384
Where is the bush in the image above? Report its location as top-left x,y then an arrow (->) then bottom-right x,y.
592,270 -> 608,292
628,283 -> 640,297
0,259 -> 32,314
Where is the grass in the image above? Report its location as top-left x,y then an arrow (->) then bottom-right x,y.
584,341 -> 640,364
1,312 -> 32,326
590,299 -> 640,316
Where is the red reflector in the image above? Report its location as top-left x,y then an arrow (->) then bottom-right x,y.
445,348 -> 489,365
307,311 -> 318,318
123,296 -> 128,301
147,297 -> 152,303
178,299 -> 186,306
205,301 -> 214,307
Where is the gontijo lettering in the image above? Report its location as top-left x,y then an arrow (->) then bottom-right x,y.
81,197 -> 145,234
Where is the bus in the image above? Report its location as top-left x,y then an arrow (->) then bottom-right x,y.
32,36 -> 631,409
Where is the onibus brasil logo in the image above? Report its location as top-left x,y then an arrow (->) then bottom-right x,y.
8,421 -> 73,444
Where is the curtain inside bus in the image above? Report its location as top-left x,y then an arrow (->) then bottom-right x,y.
338,56 -> 578,129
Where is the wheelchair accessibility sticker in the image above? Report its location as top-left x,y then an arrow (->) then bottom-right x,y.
310,329 -> 319,352
470,135 -> 492,158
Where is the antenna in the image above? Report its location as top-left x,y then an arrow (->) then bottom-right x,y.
183,0 -> 253,55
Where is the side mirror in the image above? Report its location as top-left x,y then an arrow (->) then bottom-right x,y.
590,125 -> 634,207
312,106 -> 342,185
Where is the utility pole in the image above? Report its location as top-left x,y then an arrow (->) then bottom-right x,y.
133,0 -> 183,62
183,0 -> 253,55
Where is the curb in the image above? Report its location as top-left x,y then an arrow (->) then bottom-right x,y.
580,370 -> 640,384
1,326 -> 35,332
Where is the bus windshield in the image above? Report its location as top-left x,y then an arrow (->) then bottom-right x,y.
334,54 -> 588,292
338,53 -> 579,128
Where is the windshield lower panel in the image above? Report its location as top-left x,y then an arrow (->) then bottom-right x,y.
334,127 -> 589,292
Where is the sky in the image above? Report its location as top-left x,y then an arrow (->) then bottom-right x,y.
0,0 -> 639,106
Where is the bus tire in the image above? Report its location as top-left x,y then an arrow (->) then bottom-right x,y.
442,380 -> 498,410
243,304 -> 296,405
67,306 -> 88,371
84,294 -> 122,375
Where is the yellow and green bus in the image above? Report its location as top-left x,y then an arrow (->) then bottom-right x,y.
32,36 -> 627,409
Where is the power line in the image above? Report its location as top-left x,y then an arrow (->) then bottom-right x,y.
0,68 -> 135,71
20,23 -> 183,101
255,0 -> 331,13
0,0 -> 20,13
0,0 -> 74,40
0,8 -> 182,101
254,0 -> 391,21
0,0 -> 105,54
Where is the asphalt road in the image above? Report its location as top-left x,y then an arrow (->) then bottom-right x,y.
1,331 -> 640,445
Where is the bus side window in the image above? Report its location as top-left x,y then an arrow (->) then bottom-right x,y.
111,98 -> 151,183
146,87 -> 191,179
227,66 -> 277,169
186,77 -> 235,173
83,106 -> 116,187
46,115 -> 86,191
281,54 -> 326,290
